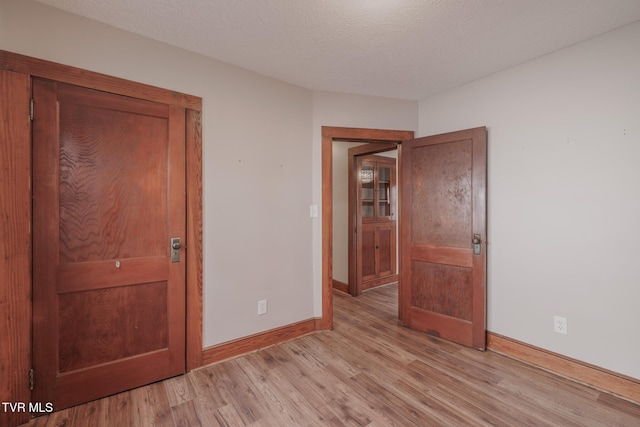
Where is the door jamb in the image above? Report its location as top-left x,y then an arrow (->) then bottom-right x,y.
320,126 -> 414,330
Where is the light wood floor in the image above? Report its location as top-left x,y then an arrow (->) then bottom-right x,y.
24,284 -> 640,426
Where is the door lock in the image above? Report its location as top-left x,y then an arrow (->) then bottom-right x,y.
472,234 -> 482,255
171,237 -> 181,262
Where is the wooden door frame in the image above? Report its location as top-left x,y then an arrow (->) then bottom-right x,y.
348,146 -> 398,296
0,50 -> 203,426
320,126 -> 414,330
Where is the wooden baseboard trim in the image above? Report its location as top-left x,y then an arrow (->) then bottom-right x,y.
487,332 -> 640,404
332,279 -> 348,293
201,318 -> 319,366
362,274 -> 398,292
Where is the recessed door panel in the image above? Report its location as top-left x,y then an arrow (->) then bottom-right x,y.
361,227 -> 377,281
410,140 -> 472,248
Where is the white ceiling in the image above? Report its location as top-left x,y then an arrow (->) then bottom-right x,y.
34,0 -> 640,100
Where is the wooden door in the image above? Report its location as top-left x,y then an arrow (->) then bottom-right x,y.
399,127 -> 487,349
32,79 -> 186,410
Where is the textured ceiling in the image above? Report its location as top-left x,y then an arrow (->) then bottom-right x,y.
34,0 -> 640,100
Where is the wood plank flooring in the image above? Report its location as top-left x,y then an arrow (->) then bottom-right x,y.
23,284 -> 640,426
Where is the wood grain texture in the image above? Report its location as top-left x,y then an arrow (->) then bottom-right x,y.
360,226 -> 376,279
354,155 -> 397,296
0,70 -> 32,427
23,284 -> 640,426
361,275 -> 399,291
400,127 -> 487,350
410,261 -> 473,320
186,109 -> 203,371
377,225 -> 392,272
320,130 -> 334,330
56,256 -> 168,294
1,51 -> 203,426
470,127 -> 488,350
201,319 -> 317,366
347,143 -> 399,296
0,50 -> 201,110
488,332 -> 640,405
331,279 -> 349,293
57,87 -> 169,262
58,282 -> 169,372
32,79 -> 186,410
31,78 -> 60,411
410,139 -> 472,247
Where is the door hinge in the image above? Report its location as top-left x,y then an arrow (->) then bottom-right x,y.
29,99 -> 34,121
29,368 -> 34,391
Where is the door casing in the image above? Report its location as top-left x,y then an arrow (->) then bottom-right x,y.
321,126 -> 414,330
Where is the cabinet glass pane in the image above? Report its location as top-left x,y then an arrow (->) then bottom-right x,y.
378,166 -> 391,217
361,164 -> 374,218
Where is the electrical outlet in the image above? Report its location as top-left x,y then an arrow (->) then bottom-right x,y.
553,316 -> 568,335
258,299 -> 268,315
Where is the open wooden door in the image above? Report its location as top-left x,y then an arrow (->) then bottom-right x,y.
32,79 -> 186,410
399,127 -> 487,349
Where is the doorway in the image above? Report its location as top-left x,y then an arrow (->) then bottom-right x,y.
321,125 -> 487,351
320,127 -> 414,330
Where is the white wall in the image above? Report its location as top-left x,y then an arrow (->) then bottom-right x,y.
312,92 -> 418,314
419,21 -> 640,379
0,0 -> 314,347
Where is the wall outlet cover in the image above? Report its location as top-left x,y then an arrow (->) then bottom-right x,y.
258,299 -> 268,315
554,315 -> 568,335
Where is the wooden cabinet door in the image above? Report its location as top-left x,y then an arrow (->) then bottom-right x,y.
399,127 -> 487,350
32,79 -> 186,409
359,222 -> 398,292
375,222 -> 396,279
360,224 -> 378,283
358,156 -> 396,223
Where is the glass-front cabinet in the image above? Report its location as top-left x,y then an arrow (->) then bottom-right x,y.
355,154 -> 397,294
358,156 -> 395,222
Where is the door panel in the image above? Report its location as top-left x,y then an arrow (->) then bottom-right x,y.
409,140 -> 472,248
361,227 -> 377,281
400,127 -> 487,349
376,223 -> 395,278
32,79 -> 186,409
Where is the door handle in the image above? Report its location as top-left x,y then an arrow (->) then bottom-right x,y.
171,237 -> 181,262
472,234 -> 482,255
